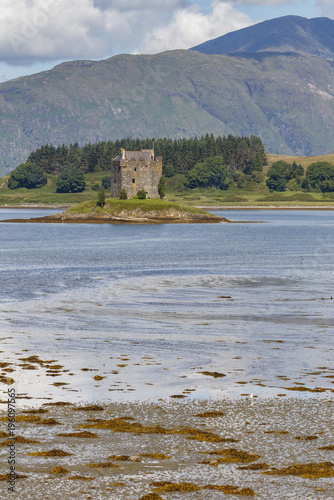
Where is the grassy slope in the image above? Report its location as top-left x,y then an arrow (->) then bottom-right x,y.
1,154 -> 334,208
66,198 -> 207,216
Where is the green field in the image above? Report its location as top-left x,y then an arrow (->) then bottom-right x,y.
1,154 -> 334,208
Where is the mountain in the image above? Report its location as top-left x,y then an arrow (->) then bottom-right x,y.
0,16 -> 334,176
190,15 -> 334,60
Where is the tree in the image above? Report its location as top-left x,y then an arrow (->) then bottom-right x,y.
158,176 -> 166,199
164,164 -> 175,178
96,188 -> 106,207
102,176 -> 111,190
266,161 -> 292,191
303,161 -> 334,192
56,169 -> 86,193
186,156 -> 230,190
8,162 -> 47,190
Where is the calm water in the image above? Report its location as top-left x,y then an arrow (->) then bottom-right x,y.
0,209 -> 333,405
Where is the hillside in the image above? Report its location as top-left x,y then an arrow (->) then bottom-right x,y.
0,16 -> 334,176
190,15 -> 334,60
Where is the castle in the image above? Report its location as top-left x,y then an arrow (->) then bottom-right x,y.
111,149 -> 162,199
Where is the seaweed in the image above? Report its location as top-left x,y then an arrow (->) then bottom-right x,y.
201,448 -> 260,464
199,371 -> 226,378
57,431 -> 99,438
194,411 -> 225,418
263,462 -> 334,478
51,467 -> 69,474
27,449 -> 73,457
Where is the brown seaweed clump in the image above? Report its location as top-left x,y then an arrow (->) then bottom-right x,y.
0,474 -> 27,481
22,408 -> 49,414
88,462 -> 120,468
319,445 -> 334,450
194,411 -> 225,418
263,462 -> 334,478
140,454 -> 171,460
51,467 -> 70,474
149,482 -> 255,496
0,436 -> 40,446
35,418 -> 61,426
295,435 -> 319,441
0,415 -> 41,423
27,449 -> 73,457
80,417 -> 227,443
204,485 -> 255,496
107,455 -> 141,462
151,481 -> 201,493
139,494 -> 164,500
57,431 -> 100,438
74,405 -> 104,411
201,448 -> 260,464
67,476 -> 94,481
199,371 -> 226,378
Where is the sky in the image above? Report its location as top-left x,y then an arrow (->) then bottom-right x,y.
0,0 -> 333,83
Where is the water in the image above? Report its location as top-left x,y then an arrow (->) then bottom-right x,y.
0,209 -> 333,406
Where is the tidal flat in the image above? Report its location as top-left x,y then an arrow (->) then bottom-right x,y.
1,398 -> 334,499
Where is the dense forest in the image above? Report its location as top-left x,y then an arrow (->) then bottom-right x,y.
25,134 -> 267,176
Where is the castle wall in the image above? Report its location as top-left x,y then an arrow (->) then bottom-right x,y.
111,155 -> 162,199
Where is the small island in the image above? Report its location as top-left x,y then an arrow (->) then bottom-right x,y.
3,199 -> 227,224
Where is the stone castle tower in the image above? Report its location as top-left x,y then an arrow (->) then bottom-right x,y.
111,149 -> 162,199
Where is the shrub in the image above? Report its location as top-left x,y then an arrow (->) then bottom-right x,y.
91,184 -> 100,191
56,169 -> 86,193
119,188 -> 127,199
8,162 -> 47,190
158,176 -> 166,199
136,189 -> 147,199
96,189 -> 106,207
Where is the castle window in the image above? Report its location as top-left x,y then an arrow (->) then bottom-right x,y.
114,179 -> 117,183
134,168 -> 136,172
132,178 -> 135,183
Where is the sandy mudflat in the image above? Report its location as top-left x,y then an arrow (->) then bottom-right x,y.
1,397 -> 334,499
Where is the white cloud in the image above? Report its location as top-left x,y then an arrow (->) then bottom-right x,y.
233,0 -> 293,5
96,0 -> 189,11
138,1 -> 253,53
0,0 -> 109,64
0,0 -> 253,66
316,0 -> 334,17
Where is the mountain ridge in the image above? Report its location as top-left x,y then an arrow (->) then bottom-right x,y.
190,15 -> 334,60
0,15 -> 334,176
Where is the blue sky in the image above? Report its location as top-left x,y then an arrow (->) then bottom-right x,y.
0,0 -> 331,82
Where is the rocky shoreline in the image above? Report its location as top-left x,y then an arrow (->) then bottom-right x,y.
2,207 -> 227,224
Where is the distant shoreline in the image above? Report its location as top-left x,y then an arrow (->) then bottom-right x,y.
1,204 -> 334,211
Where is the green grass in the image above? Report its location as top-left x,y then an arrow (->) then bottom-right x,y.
66,198 -> 207,216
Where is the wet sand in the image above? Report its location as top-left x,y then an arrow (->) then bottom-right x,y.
1,397 -> 334,499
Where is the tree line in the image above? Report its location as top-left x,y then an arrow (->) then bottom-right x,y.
23,134 -> 267,175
